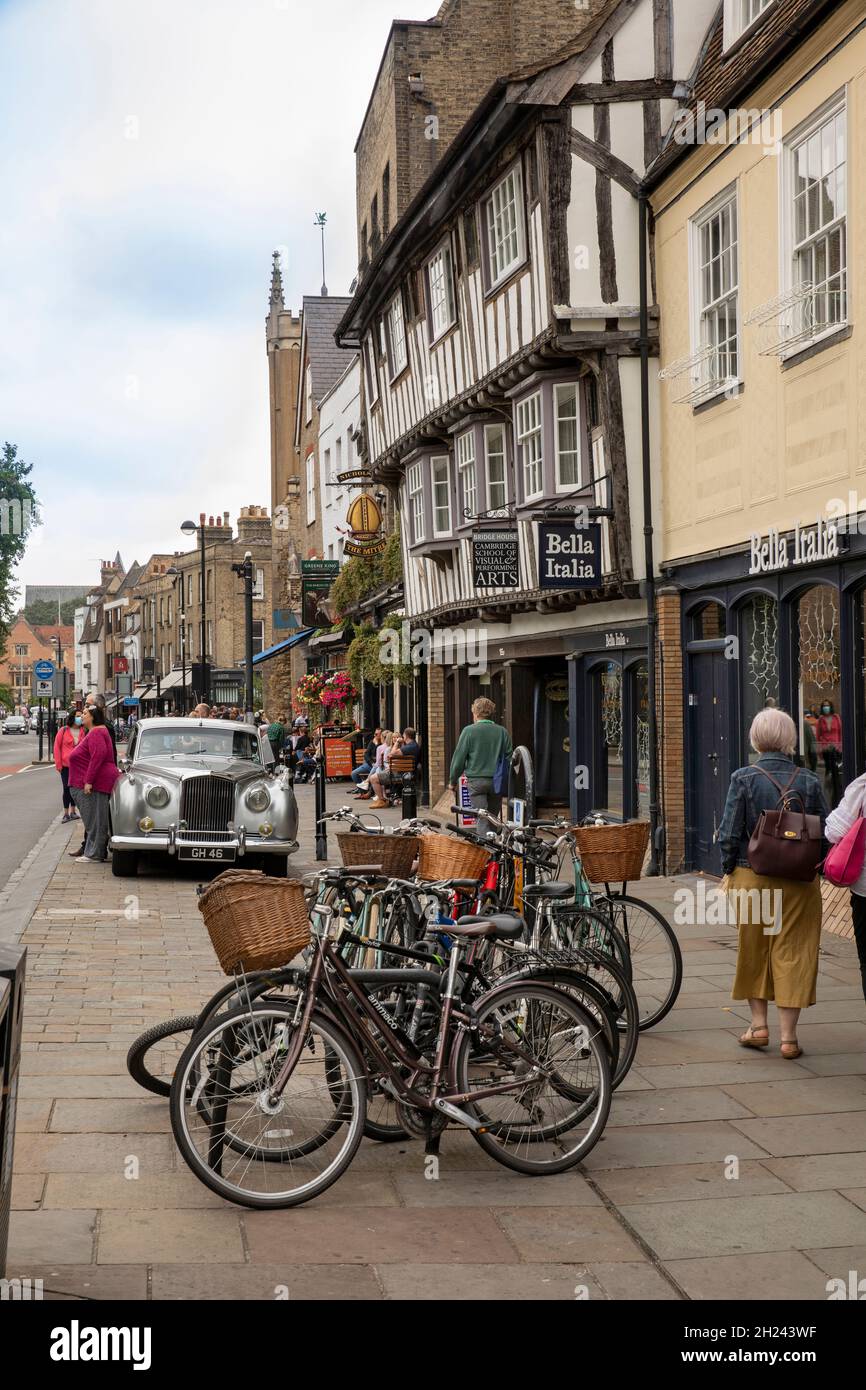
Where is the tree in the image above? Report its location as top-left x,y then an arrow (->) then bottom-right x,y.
25,595 -> 86,627
0,442 -> 40,659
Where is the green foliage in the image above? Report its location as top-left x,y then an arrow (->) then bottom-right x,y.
0,683 -> 13,714
0,442 -> 40,659
331,520 -> 403,618
347,613 -> 415,689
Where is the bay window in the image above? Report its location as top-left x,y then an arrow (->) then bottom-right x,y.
554,384 -> 582,490
457,431 -> 476,521
516,392 -> 543,501
484,424 -> 508,512
407,461 -> 424,544
431,456 -> 452,536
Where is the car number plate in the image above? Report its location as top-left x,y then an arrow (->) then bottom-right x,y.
177,846 -> 237,862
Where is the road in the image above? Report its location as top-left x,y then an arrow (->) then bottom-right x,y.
0,731 -> 62,891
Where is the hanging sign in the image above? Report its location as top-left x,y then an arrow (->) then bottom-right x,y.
342,493 -> 385,559
335,468 -> 373,487
472,528 -> 520,589
537,523 -> 602,590
748,517 -> 839,575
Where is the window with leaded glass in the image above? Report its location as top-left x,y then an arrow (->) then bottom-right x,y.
516,392 -> 543,500
407,462 -> 424,544
426,242 -> 456,341
788,102 -> 847,341
457,431 -> 476,520
485,165 -> 526,287
694,191 -> 739,391
431,456 -> 452,536
554,384 -> 582,490
485,424 -> 508,513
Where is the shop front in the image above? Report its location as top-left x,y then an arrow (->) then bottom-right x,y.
567,624 -> 650,825
670,517 -> 861,874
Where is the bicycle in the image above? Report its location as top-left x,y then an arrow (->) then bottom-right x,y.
169,900 -> 613,1208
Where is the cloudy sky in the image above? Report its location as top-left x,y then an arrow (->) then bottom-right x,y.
0,0 -> 435,591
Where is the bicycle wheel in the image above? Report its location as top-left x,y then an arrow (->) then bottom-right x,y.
453,982 -> 611,1174
603,894 -> 683,1029
492,965 -> 622,1086
170,1002 -> 366,1209
127,1016 -> 199,1097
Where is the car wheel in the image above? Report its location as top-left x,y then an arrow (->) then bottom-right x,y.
111,849 -> 139,877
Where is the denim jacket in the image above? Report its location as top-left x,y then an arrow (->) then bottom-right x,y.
717,754 -> 830,874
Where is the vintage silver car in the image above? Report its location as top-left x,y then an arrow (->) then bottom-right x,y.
109,718 -> 299,878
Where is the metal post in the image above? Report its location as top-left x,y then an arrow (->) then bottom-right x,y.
180,585 -> 187,715
244,554 -> 254,718
638,195 -> 662,876
37,698 -> 44,762
315,729 -> 328,861
200,525 -> 209,706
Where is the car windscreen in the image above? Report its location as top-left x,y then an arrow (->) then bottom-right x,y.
137,729 -> 262,763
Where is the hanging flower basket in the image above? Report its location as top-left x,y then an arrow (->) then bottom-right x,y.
295,672 -> 325,706
320,670 -> 358,713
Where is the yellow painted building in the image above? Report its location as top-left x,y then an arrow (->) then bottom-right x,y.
648,0 -> 865,872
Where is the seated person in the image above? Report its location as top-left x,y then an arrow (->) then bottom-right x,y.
352,728 -> 382,796
288,721 -> 317,782
400,727 -> 421,769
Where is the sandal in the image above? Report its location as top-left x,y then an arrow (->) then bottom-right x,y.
738,1026 -> 769,1048
780,1039 -> 802,1059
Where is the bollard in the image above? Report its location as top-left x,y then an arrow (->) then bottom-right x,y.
401,769 -> 417,821
315,748 -> 328,861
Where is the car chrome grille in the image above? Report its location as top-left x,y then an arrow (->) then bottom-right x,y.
180,775 -> 235,834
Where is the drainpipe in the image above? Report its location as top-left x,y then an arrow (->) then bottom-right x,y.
639,193 -> 663,876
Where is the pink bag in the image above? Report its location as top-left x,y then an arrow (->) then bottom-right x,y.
823,817 -> 866,887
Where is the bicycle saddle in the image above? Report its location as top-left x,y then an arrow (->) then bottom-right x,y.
521,882 -> 573,901
323,866 -> 386,882
452,914 -> 527,940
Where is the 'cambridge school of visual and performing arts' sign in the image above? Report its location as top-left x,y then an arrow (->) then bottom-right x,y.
538,522 -> 603,590
472,528 -> 520,589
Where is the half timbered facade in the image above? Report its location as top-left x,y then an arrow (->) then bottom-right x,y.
338,0 -> 719,814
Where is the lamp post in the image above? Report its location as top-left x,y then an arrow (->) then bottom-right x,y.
232,550 -> 255,719
182,518 -> 208,706
166,566 -> 187,714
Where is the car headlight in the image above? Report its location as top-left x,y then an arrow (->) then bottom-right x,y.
245,785 -> 271,813
145,784 -> 170,809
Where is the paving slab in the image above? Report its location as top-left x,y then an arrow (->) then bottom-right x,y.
97,1209 -> 245,1264
721,1075 -> 866,1116
391,1170 -> 601,1208
494,1205 -> 646,1263
731,1111 -> 866,1156
43,1170 -> 399,1210
633,1059 -> 815,1088
8,1209 -> 97,1264
151,1264 -> 383,1300
0,1264 -> 148,1301
375,1263 -> 608,1300
763,1153 -> 866,1190
591,1160 -> 790,1205
583,1121 -> 767,1171
243,1207 -> 515,1265
665,1250 -> 829,1301
608,1086 -> 754,1126
620,1191 -> 866,1259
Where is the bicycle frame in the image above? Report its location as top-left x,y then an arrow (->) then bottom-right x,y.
266,926 -> 555,1120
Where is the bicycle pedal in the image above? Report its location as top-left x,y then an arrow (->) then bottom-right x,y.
433,1099 -> 487,1132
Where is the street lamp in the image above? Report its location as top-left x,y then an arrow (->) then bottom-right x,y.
166,566 -> 187,714
231,550 -> 255,719
181,518 -> 208,705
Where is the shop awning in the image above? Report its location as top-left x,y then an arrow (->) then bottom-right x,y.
132,685 -> 152,700
253,629 -> 315,666
158,670 -> 184,692
307,628 -> 350,652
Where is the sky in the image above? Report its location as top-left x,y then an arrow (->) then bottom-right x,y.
0,0 -> 436,592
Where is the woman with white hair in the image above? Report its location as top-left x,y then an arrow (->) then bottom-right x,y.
718,707 -> 828,1059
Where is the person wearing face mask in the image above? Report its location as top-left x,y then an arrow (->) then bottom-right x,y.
69,694 -> 117,857
67,703 -> 120,862
816,699 -> 843,805
54,709 -> 84,824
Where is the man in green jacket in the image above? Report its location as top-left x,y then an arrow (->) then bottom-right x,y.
448,697 -> 512,832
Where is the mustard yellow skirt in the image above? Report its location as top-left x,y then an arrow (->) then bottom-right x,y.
727,867 -> 822,1009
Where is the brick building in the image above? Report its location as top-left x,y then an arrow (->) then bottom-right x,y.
0,616 -> 75,713
355,0 -> 610,281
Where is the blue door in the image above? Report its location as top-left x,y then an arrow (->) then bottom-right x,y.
689,645 -> 730,873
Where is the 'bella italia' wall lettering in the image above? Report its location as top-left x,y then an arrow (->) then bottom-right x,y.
748,516 -> 839,575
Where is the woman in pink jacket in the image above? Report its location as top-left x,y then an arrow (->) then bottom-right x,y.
68,705 -> 120,862
54,711 -> 85,824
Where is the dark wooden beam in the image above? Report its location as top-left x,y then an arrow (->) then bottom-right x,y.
566,78 -> 679,103
594,104 -> 618,306
519,0 -> 644,107
570,128 -> 641,198
542,112 -> 571,310
597,353 -> 634,583
653,0 -> 673,80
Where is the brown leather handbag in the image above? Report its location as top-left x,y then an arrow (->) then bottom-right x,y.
746,768 -> 823,882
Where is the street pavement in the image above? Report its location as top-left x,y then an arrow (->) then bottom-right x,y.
3,783 -> 866,1301
0,732 -> 61,892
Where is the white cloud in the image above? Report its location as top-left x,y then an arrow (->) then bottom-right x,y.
0,0 -> 435,587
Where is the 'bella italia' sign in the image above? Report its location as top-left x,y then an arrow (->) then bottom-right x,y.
538,522 -> 602,590
749,516 -> 840,575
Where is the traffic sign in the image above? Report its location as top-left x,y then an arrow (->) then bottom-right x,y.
36,678 -> 52,697
34,659 -> 55,681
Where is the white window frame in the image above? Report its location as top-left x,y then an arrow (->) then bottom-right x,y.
484,423 -> 508,512
554,383 -> 583,492
364,333 -> 379,405
386,289 -> 408,378
723,0 -> 776,50
407,461 -> 425,545
485,163 -> 527,290
306,452 -> 316,525
456,430 -> 476,522
430,455 -> 452,537
253,568 -> 265,601
688,184 -> 741,401
426,240 -> 457,343
515,392 -> 543,502
780,94 -> 848,356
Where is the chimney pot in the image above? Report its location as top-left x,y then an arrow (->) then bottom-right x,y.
199,512 -> 205,526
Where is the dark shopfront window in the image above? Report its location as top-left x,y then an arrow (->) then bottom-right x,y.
591,660 -> 648,821
741,594 -> 779,764
796,583 -> 842,806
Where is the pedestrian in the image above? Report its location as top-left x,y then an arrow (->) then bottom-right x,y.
54,709 -> 84,823
85,692 -> 118,764
67,703 -> 120,863
367,731 -> 396,809
288,720 -> 316,782
191,703 -> 210,718
816,699 -> 843,805
448,697 -> 512,833
267,713 -> 286,765
825,771 -> 866,1006
718,708 -> 828,1059
352,727 -> 382,798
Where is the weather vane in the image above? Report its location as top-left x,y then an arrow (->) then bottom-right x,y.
315,212 -> 328,297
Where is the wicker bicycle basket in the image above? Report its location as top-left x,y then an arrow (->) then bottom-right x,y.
197,870 -> 311,975
573,821 -> 650,884
336,832 -> 420,878
416,831 -> 490,884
